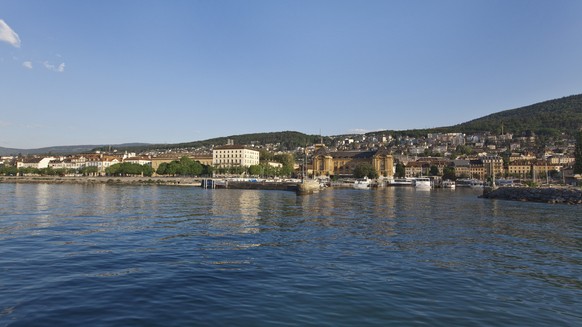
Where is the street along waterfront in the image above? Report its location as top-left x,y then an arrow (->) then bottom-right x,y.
1,184 -> 580,326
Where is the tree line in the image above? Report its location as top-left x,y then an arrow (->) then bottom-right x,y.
0,165 -> 99,176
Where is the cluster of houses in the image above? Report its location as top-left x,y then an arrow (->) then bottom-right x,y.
0,142 -> 261,176
1,131 -> 579,183
306,131 -> 578,183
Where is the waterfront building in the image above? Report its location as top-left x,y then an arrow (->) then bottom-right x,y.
123,156 -> 152,166
48,156 -> 88,171
312,146 -> 394,178
452,160 -> 471,178
16,157 -> 56,169
192,154 -> 214,166
86,155 -> 120,174
150,156 -> 181,172
469,159 -> 485,180
482,156 -> 504,179
404,161 -> 427,178
532,160 -> 562,180
507,160 -> 533,179
416,157 -> 451,175
212,145 -> 260,168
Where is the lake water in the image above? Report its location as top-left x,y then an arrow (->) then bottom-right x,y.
1,183 -> 581,326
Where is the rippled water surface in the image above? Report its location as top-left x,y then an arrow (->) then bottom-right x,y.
1,183 -> 581,326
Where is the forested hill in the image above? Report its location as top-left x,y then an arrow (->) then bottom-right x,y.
104,131 -> 326,153
449,93 -> 582,137
372,93 -> 582,139
176,131 -> 323,150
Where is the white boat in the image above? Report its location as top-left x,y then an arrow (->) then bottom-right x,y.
442,179 -> 456,189
456,178 -> 484,188
495,178 -> 516,186
353,178 -> 371,189
387,178 -> 415,186
414,177 -> 432,189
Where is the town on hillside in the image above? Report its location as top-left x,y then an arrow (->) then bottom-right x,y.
1,131 -> 582,186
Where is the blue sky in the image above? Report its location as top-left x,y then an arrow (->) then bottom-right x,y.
2,0 -> 582,149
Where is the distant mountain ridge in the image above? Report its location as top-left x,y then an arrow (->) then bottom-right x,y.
0,143 -> 150,156
2,93 -> 581,156
102,131 -> 325,153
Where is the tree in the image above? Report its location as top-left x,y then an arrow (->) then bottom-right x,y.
248,165 -> 262,176
156,162 -> 169,175
106,162 -> 148,176
353,163 -> 378,179
453,145 -> 473,157
142,165 -> 154,177
274,153 -> 295,176
80,166 -> 98,176
429,165 -> 439,176
443,166 -> 455,180
575,130 -> 582,174
0,165 -> 18,176
395,162 -> 405,178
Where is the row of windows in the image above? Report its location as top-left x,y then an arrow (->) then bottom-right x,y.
215,158 -> 259,163
215,150 -> 259,155
215,154 -> 257,159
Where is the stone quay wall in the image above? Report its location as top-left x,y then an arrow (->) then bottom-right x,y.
481,186 -> 582,204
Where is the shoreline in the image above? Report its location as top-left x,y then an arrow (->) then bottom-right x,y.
5,176 -> 582,204
0,175 -> 202,186
0,175 -> 317,195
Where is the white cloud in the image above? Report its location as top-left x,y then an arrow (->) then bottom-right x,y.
0,19 -> 21,48
43,61 -> 65,73
22,61 -> 33,69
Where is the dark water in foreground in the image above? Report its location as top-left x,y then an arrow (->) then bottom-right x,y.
0,183 -> 581,326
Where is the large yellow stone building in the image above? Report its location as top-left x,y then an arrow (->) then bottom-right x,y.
312,146 -> 394,178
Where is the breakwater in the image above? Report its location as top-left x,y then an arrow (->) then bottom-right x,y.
482,186 -> 582,204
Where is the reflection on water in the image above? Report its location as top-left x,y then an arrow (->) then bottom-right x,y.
0,183 -> 581,326
210,190 -> 261,234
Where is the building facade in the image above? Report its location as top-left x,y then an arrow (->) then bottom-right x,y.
17,157 -> 56,169
212,145 -> 260,168
312,146 -> 394,178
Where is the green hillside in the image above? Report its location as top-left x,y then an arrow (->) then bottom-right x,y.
372,93 -> 582,139
452,93 -> 582,137
105,131 -> 326,153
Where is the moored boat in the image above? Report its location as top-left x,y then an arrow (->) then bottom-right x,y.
442,179 -> 456,189
353,178 -> 371,189
414,177 -> 432,189
456,178 -> 484,188
387,178 -> 415,186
